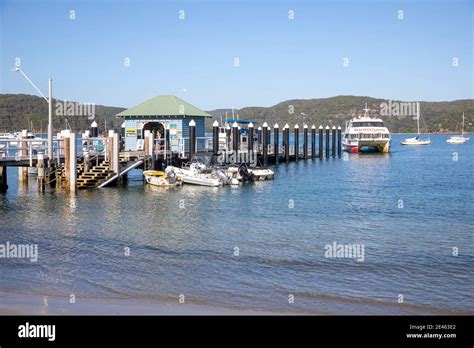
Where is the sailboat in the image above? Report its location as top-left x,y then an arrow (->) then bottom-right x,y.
447,113 -> 470,144
401,102 -> 431,146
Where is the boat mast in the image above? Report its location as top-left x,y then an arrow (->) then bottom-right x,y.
416,102 -> 420,135
363,103 -> 370,117
462,112 -> 464,137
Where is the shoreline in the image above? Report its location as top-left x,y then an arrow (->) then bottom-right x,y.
0,291 -> 303,316
1,291 -> 472,316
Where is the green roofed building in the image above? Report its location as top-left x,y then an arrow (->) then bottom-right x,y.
117,95 -> 211,152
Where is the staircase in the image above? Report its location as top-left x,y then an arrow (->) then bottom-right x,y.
77,161 -> 115,189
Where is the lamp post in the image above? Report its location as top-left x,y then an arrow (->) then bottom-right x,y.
13,67 -> 53,163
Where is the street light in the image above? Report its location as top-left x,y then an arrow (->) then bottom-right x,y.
13,67 -> 53,163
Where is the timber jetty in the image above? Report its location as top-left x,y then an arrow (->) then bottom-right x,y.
0,121 -> 343,193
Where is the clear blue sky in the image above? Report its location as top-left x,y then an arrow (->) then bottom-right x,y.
0,0 -> 472,110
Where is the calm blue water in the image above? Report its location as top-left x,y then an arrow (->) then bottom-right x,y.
0,134 -> 473,314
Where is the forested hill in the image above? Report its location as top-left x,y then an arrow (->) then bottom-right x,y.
207,96 -> 473,133
1,94 -> 472,134
0,94 -> 125,133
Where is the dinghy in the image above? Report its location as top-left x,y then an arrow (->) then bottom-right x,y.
165,163 -> 222,187
143,170 -> 182,187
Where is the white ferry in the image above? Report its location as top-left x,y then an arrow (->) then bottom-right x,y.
342,104 -> 391,153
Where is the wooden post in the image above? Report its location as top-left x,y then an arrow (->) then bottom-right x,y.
257,126 -> 262,149
0,166 -> 7,192
267,126 -> 271,148
311,125 -> 316,159
114,133 -> 120,175
64,130 -> 71,187
332,126 -> 336,157
189,119 -> 196,160
69,132 -> 77,193
90,121 -> 98,137
164,127 -> 170,154
273,123 -> 279,164
303,124 -> 308,160
18,130 -> 28,182
325,126 -> 330,159
337,126 -> 342,157
148,132 -> 155,170
248,122 -> 254,162
143,130 -> 150,158
283,124 -> 290,163
232,122 -> 239,155
109,130 -> 115,171
318,126 -> 323,160
212,120 -> 219,154
294,124 -> 299,161
262,122 -> 268,167
225,124 -> 231,152
37,153 -> 45,193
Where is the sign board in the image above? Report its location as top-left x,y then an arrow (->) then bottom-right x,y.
126,129 -> 137,137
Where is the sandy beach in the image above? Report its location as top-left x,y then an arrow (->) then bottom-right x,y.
0,291 -> 302,316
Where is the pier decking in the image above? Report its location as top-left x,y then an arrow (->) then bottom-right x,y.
0,121 -> 343,193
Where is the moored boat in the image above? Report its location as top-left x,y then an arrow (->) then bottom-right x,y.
401,102 -> 431,146
447,113 -> 469,144
143,170 -> 182,187
165,163 -> 222,187
342,103 -> 391,153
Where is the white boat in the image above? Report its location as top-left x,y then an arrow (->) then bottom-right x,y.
0,132 -> 18,149
401,102 -> 431,146
342,103 -> 391,153
143,170 -> 182,187
0,132 -> 43,150
447,113 -> 469,144
25,132 -> 45,149
165,163 -> 223,187
248,168 -> 274,180
224,164 -> 274,182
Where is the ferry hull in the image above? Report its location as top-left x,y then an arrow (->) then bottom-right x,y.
343,140 -> 390,153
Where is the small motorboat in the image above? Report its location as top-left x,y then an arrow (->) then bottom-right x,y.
143,170 -> 182,187
165,163 -> 222,187
224,163 -> 274,182
248,168 -> 274,180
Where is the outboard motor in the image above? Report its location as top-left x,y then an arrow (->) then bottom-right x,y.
215,169 -> 229,184
238,163 -> 256,182
167,169 -> 176,184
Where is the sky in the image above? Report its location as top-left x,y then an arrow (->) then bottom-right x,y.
0,0 -> 472,110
